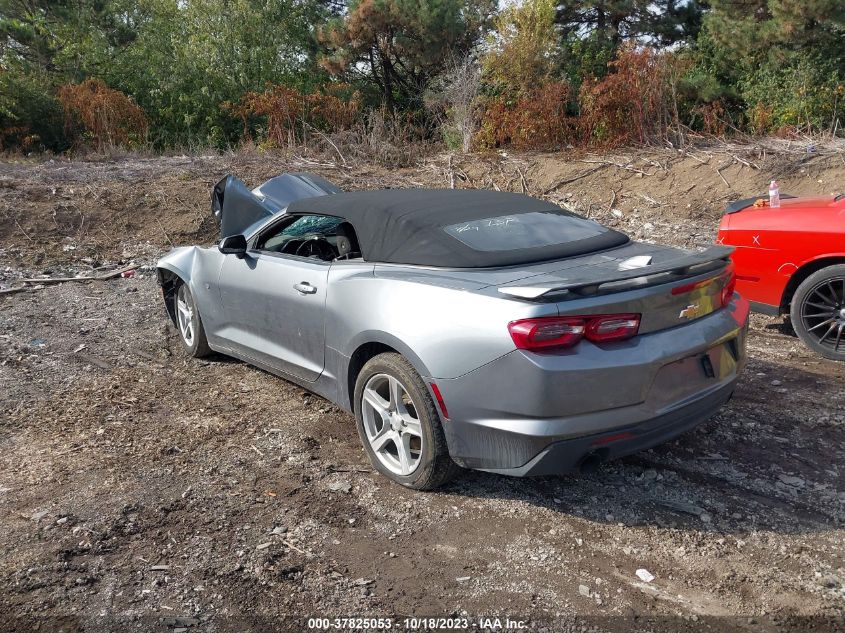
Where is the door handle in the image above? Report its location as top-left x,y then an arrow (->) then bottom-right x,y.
293,282 -> 317,295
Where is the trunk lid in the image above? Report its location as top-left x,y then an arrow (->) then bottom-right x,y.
495,244 -> 731,298
376,241 -> 735,335
493,243 -> 734,335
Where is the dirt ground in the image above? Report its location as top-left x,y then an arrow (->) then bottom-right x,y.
1,143 -> 844,633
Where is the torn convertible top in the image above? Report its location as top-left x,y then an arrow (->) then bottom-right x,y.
287,189 -> 630,268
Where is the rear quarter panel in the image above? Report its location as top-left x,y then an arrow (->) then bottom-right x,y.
718,199 -> 845,308
324,263 -> 559,380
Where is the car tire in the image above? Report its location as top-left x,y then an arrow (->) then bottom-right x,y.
353,353 -> 460,490
174,282 -> 212,358
789,264 -> 845,361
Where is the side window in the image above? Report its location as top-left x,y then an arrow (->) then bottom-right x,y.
256,214 -> 360,261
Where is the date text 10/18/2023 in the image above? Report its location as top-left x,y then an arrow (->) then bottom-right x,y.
307,617 -> 529,630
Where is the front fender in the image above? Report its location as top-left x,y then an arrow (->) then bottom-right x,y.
156,246 -> 199,287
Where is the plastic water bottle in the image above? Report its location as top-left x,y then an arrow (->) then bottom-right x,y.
769,180 -> 780,208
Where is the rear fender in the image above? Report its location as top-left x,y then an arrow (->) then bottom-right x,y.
781,254 -> 845,310
338,331 -> 435,413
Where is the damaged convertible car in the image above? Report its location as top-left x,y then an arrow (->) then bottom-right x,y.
157,173 -> 749,489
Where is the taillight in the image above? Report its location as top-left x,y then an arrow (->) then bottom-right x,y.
720,262 -> 737,307
671,276 -> 716,295
508,314 -> 640,351
508,317 -> 586,350
671,261 -> 736,308
586,314 -> 641,341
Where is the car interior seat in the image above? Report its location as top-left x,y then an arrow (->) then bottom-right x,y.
334,222 -> 361,259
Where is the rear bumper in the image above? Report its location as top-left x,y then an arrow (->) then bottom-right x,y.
434,297 -> 749,474
478,381 -> 734,476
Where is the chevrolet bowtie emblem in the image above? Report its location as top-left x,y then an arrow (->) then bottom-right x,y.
679,304 -> 701,320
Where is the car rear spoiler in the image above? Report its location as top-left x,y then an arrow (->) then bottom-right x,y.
498,245 -> 734,300
725,194 -> 796,214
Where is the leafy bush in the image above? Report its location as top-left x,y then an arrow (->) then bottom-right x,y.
0,72 -> 67,152
738,54 -> 844,135
579,46 -> 687,147
227,84 -> 361,147
483,0 -> 558,96
57,79 -> 148,151
476,82 -> 575,150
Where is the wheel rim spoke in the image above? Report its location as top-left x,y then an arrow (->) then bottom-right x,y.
817,287 -> 836,305
818,322 -> 837,344
370,427 -> 395,452
813,298 -> 835,309
807,317 -> 835,332
361,373 -> 424,477
397,433 -> 414,475
388,376 -> 403,413
804,300 -> 835,312
802,312 -> 835,319
363,387 -> 390,418
176,289 -> 194,345
835,325 -> 844,351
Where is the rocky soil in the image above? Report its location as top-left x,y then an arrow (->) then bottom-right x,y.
1,144 -> 843,632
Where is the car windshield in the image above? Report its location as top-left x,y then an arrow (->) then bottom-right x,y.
443,211 -> 608,252
283,214 -> 344,236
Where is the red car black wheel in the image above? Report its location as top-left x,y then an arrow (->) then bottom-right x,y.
791,265 -> 845,361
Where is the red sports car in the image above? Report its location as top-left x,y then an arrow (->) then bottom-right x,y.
717,193 -> 845,360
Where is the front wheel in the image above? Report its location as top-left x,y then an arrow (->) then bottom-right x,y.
174,282 -> 212,358
789,264 -> 845,361
353,353 -> 460,490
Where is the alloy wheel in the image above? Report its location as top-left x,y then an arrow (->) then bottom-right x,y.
176,285 -> 195,347
361,373 -> 423,476
800,277 -> 845,353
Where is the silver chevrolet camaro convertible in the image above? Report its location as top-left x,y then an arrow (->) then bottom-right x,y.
157,173 -> 749,489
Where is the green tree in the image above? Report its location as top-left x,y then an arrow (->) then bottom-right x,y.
105,0 -> 331,147
694,0 -> 845,133
704,0 -> 845,68
0,0 -> 140,78
556,1 -> 705,78
319,0 -> 496,111
483,0 -> 558,96
556,1 -> 705,49
0,0 -> 334,148
0,0 -> 125,150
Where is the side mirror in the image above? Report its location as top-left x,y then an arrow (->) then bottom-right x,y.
219,234 -> 248,258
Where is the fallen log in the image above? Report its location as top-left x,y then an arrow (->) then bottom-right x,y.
16,265 -> 137,286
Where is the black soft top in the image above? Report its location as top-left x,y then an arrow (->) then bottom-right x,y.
286,189 -> 629,268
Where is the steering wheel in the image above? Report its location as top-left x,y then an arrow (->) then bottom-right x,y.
278,238 -> 303,255
294,235 -> 336,260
